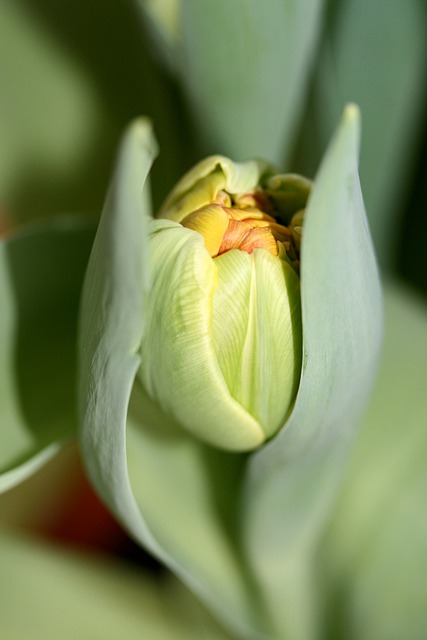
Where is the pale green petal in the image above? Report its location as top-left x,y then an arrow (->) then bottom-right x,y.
0,529 -> 233,640
242,106 -> 382,640
212,249 -> 301,438
179,0 -> 325,164
138,219 -> 264,450
0,217 -> 95,493
321,284 -> 427,640
159,155 -> 271,220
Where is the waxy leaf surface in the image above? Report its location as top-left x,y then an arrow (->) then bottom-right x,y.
0,217 -> 95,492
242,105 -> 382,640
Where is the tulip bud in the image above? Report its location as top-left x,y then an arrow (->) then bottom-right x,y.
137,157 -> 310,451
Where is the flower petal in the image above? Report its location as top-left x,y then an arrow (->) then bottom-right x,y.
182,204 -> 229,256
158,155 -> 271,220
212,248 -> 301,438
138,219 -> 265,450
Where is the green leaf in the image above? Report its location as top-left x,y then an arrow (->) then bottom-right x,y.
135,0 -> 181,74
241,105 -> 382,640
125,391 -> 265,638
321,284 -> 427,640
79,118 -> 158,541
0,1 -> 192,225
313,0 -> 427,269
0,216 -> 95,493
79,119 -> 268,638
0,1 -> 104,224
0,529 -> 233,640
179,0 -> 325,165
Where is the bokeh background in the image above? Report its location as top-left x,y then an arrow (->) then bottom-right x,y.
1,0 -> 426,292
1,1 -> 426,639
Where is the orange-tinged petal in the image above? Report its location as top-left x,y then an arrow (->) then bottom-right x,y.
218,219 -> 253,254
239,227 -> 278,256
182,204 -> 229,256
219,219 -> 278,256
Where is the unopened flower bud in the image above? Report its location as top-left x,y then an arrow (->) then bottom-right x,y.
137,157 -> 310,451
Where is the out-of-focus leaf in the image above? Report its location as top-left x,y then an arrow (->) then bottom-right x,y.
79,119 -> 269,639
0,0 -> 193,224
0,1 -> 104,224
0,444 -> 81,531
313,0 -> 427,269
321,284 -> 427,640
242,105 -> 382,640
136,0 -> 181,73
125,392 -> 266,638
0,216 -> 95,492
178,0 -> 324,165
0,530 -> 233,640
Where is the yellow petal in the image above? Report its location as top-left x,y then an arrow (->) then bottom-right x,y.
219,220 -> 279,256
182,204 -> 229,257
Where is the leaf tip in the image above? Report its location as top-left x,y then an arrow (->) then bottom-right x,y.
343,102 -> 361,143
343,102 -> 360,124
124,117 -> 159,159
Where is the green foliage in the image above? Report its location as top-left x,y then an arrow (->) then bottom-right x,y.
0,217 -> 95,491
0,1 -> 426,639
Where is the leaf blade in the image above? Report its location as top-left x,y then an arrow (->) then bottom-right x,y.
242,105 -> 383,639
180,0 -> 325,164
321,284 -> 427,640
0,217 -> 96,492
314,0 -> 427,269
79,121 -> 264,638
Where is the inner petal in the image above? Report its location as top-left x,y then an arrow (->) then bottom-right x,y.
219,219 -> 278,256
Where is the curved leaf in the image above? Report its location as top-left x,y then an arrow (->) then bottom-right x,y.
0,2 -> 103,224
321,284 -> 427,640
79,120 -> 271,639
314,0 -> 427,269
242,105 -> 382,639
79,117 -> 158,539
179,0 -> 325,165
126,389 -> 266,638
135,0 -> 181,74
0,216 -> 96,493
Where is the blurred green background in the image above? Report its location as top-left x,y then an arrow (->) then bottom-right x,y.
1,0 -> 426,292
0,1 -> 426,639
